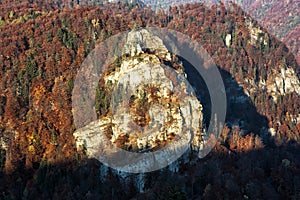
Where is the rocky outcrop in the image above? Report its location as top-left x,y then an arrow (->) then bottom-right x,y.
0,129 -> 16,173
266,67 -> 300,101
73,29 -> 205,172
245,17 -> 268,46
242,65 -> 300,103
225,34 -> 232,47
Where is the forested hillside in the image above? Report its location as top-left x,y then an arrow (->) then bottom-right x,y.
0,1 -> 299,199
239,0 -> 300,64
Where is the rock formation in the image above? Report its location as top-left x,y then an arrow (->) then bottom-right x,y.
73,29 -> 205,171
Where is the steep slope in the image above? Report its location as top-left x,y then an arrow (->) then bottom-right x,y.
142,0 -> 300,64
0,1 -> 299,199
244,0 -> 300,64
168,3 -> 300,140
73,28 -> 205,173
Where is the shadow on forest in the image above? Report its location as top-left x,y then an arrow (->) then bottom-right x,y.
0,143 -> 299,199
180,55 -> 270,139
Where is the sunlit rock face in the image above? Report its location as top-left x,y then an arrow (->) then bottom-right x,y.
243,65 -> 300,103
266,67 -> 300,101
73,29 -> 205,164
239,17 -> 300,103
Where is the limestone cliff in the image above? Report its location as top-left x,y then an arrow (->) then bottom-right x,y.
73,29 -> 205,170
